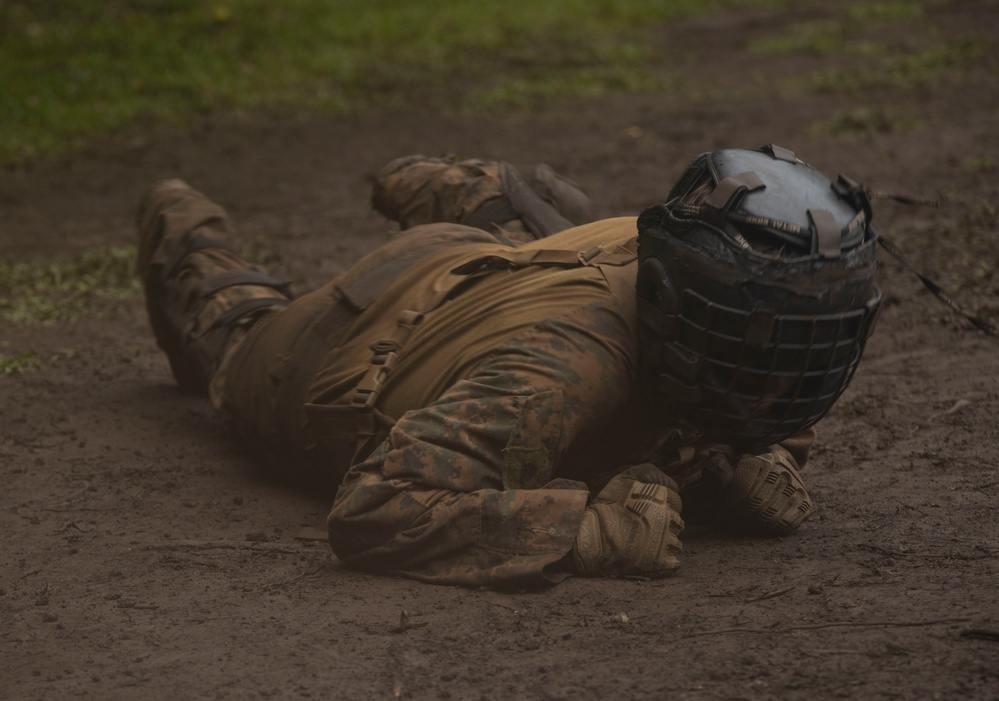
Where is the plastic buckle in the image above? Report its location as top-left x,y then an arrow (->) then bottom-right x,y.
352,349 -> 400,409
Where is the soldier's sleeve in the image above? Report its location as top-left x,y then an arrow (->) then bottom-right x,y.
326,301 -> 635,588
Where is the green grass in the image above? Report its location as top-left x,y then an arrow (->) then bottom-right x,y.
807,106 -> 920,137
0,245 -> 141,325
749,19 -> 888,57
963,154 -> 998,173
748,1 -> 926,56
3,0 -> 981,163
808,38 -> 984,94
745,0 -> 986,138
0,351 -> 43,375
1,0 -> 802,164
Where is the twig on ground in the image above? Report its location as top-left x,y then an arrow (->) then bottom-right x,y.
960,629 -> 999,642
261,563 -> 330,591
682,617 -> 973,638
746,586 -> 794,602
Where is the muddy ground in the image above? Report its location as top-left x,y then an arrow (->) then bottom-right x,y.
2,3 -> 998,700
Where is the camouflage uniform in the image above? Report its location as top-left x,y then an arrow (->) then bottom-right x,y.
370,155 -> 595,244
138,158 -> 815,589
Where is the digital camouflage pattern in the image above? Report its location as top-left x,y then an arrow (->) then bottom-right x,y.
138,160 -> 818,588
371,155 -> 593,244
326,298 -> 639,586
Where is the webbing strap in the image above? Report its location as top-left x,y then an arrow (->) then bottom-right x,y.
192,269 -> 293,300
462,196 -> 521,233
350,309 -> 428,415
335,238 -> 464,313
704,171 -> 766,211
808,208 -> 843,258
450,243 -> 637,276
303,320 -> 424,450
500,161 -> 575,239
274,299 -> 360,449
761,144 -> 797,163
196,297 -> 290,338
158,231 -> 240,281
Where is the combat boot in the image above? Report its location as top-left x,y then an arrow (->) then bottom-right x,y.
137,180 -> 292,393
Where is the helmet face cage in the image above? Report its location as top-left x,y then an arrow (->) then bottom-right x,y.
636,145 -> 882,451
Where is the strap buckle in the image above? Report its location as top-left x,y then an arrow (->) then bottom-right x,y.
351,345 -> 401,410
348,310 -> 425,411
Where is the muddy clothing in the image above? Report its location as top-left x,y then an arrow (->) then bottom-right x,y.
206,217 -> 814,587
214,219 -> 638,584
138,167 -> 816,589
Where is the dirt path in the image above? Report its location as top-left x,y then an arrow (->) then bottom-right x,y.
2,3 -> 997,699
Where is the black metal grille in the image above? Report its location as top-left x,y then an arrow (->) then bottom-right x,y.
661,290 -> 873,446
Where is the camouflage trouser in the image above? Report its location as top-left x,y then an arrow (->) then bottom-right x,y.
137,180 -> 292,393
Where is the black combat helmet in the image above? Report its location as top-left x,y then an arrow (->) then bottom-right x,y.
636,145 -> 883,450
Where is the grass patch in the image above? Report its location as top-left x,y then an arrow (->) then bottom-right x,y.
0,349 -> 78,375
0,0 -> 797,164
0,351 -> 44,375
749,19 -> 888,57
0,246 -> 141,325
808,106 -> 920,137
963,154 -> 997,173
847,1 -> 925,23
468,61 -> 678,113
809,38 -> 984,94
751,1 -> 983,101
749,2 -> 924,56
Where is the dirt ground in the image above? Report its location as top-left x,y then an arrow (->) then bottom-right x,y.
2,3 -> 998,700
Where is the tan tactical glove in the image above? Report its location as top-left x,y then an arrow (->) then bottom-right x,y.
572,464 -> 684,577
703,446 -> 813,534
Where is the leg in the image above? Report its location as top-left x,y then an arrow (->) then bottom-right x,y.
137,180 -> 293,393
210,222 -> 507,489
370,155 -> 594,243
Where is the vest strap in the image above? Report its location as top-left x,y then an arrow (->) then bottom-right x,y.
450,240 -> 637,276
350,309 -> 427,417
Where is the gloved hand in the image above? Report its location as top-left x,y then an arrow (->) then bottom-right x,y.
702,446 -> 813,534
572,464 -> 684,577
